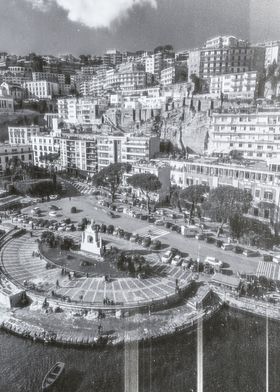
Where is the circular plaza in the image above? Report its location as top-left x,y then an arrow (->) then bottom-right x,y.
1,228 -> 193,313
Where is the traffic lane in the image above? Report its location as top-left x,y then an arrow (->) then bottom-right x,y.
159,230 -> 260,274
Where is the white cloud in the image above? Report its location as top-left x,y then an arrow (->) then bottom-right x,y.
25,0 -> 157,28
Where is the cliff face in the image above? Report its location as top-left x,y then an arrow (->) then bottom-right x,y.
160,107 -> 210,154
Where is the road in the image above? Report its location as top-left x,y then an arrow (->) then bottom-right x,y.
21,195 -> 261,276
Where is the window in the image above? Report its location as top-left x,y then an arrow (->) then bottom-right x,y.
264,209 -> 270,219
255,189 -> 260,198
264,191 -> 273,200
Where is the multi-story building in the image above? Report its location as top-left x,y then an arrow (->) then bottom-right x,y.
188,36 -> 265,81
208,109 -> 280,162
57,96 -> 105,125
259,41 -> 280,68
125,159 -> 171,202
0,87 -> 14,112
105,63 -> 149,92
60,134 -> 97,176
103,49 -> 123,67
22,80 -> 59,99
166,157 -> 280,223
0,144 -> 33,176
8,125 -> 40,145
145,55 -> 155,74
209,71 -> 258,99
31,131 -> 61,168
96,134 -> 160,170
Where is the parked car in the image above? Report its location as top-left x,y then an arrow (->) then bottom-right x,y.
164,221 -> 172,229
49,195 -> 58,200
148,216 -> 155,223
204,256 -> 223,269
263,254 -> 273,262
243,249 -> 260,257
140,214 -> 148,221
162,250 -> 173,263
130,233 -> 139,243
49,205 -> 60,211
195,233 -> 206,240
107,211 -> 117,218
49,211 -> 57,217
234,245 -> 244,254
155,219 -> 165,226
171,255 -> 183,266
221,243 -> 234,251
107,225 -> 114,235
206,236 -> 216,244
123,231 -> 131,240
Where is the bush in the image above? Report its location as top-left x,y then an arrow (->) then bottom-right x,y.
70,206 -> 77,213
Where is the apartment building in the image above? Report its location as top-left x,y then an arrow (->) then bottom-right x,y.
103,49 -> 123,67
8,125 -> 40,145
96,134 -> 160,170
57,96 -> 105,125
208,109 -> 280,162
166,157 -> 280,223
105,64 -> 149,92
22,80 -> 59,99
209,71 -> 258,99
188,36 -> 265,81
31,131 -> 61,168
60,134 -> 97,175
0,144 -> 33,176
260,41 -> 280,68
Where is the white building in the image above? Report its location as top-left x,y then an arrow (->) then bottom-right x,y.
160,67 -> 176,86
22,80 -> 59,99
145,55 -> 155,74
209,71 -> 258,99
0,144 -> 33,176
8,125 -> 40,145
166,157 -> 280,223
57,96 -> 104,126
208,109 -> 280,162
31,131 -> 61,168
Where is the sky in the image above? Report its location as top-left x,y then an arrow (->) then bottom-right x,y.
0,0 -> 280,55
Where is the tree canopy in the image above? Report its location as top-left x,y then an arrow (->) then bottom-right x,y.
179,184 -> 209,223
127,173 -> 162,213
92,163 -> 131,202
203,186 -> 252,235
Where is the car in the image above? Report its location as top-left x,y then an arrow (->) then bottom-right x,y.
49,205 -> 59,211
49,211 -> 57,217
181,257 -> 193,269
234,245 -> 244,254
171,255 -> 183,266
141,236 -> 151,248
130,233 -> 139,243
49,195 -> 58,200
123,231 -> 131,240
263,254 -> 273,262
206,236 -> 216,244
204,256 -> 223,269
148,216 -> 155,223
221,243 -> 234,251
162,250 -> 173,263
57,226 -> 65,232
118,229 -> 125,238
140,214 -> 148,221
243,249 -> 260,257
172,224 -> 181,233
77,223 -> 83,230
150,239 -> 161,250
155,219 -> 165,226
164,221 -> 172,229
216,239 -> 224,248
107,225 -> 114,234
107,211 -> 116,218
195,233 -> 206,240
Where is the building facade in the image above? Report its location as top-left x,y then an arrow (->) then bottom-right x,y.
208,109 -> 280,162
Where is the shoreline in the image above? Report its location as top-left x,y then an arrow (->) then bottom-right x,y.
1,292 -> 280,349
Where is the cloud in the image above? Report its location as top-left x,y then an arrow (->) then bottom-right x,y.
25,0 -> 157,28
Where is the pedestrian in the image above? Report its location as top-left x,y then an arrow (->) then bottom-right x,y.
56,280 -> 59,288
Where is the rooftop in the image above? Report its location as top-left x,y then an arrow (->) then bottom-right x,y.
211,273 -> 241,289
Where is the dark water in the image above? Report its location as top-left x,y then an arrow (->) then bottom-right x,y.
0,309 -> 279,392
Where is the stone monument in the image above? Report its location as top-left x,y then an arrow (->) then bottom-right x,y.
80,219 -> 102,256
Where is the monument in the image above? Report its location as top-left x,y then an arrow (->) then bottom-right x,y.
81,219 -> 103,256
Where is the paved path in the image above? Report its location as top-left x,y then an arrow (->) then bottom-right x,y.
1,233 -> 192,307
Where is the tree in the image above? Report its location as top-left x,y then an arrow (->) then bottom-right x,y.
170,186 -> 182,212
127,173 -> 162,214
41,231 -> 55,247
92,163 -> 131,202
179,184 -> 209,224
203,186 -> 252,236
